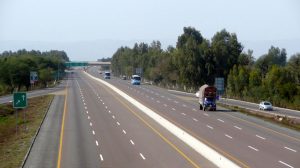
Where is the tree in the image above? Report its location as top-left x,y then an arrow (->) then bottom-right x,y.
287,53 -> 300,84
211,29 -> 243,80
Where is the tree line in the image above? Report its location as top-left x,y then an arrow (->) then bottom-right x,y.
111,27 -> 300,110
0,49 -> 69,95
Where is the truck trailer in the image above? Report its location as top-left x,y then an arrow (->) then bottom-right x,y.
198,84 -> 217,111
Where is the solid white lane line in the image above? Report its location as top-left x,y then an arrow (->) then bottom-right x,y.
90,122 -> 93,126
192,108 -> 196,111
248,146 -> 259,151
96,140 -> 99,146
225,134 -> 233,139
234,126 -> 242,130
112,115 -> 115,119
92,130 -> 95,135
193,118 -> 198,122
217,119 -> 224,123
163,104 -> 168,107
203,113 -> 209,116
99,154 -> 104,161
256,135 -> 266,140
279,161 -> 294,168
206,125 -> 214,129
130,140 -> 135,145
139,153 -> 146,160
284,147 -> 297,153
122,129 -> 126,134
181,113 -> 186,116
172,108 -> 176,111
117,122 -> 120,126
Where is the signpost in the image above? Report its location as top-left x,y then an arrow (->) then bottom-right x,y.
30,71 -> 38,84
215,77 -> 225,95
13,92 -> 27,135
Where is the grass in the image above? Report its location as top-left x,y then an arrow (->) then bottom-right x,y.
218,103 -> 300,131
0,95 -> 54,168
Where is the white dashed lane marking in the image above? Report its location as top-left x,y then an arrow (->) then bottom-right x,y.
87,115 -> 90,119
234,126 -> 242,130
139,153 -> 146,160
284,147 -> 297,153
203,113 -> 209,117
95,140 -> 99,146
172,108 -> 176,111
279,161 -> 294,168
122,129 -> 127,134
217,119 -> 224,123
163,104 -> 168,107
256,135 -> 266,140
117,122 -> 120,126
130,140 -> 135,145
225,134 -> 233,139
192,118 -> 198,122
206,125 -> 214,129
112,115 -> 115,119
90,122 -> 93,127
181,113 -> 186,116
192,108 -> 196,111
92,130 -> 95,135
248,146 -> 259,151
99,154 -> 104,161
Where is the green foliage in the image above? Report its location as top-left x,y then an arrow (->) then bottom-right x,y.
0,49 -> 69,94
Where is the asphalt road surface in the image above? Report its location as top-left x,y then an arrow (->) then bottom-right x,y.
87,67 -> 300,168
56,71 -> 215,168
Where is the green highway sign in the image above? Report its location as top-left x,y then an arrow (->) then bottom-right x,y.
13,92 -> 27,109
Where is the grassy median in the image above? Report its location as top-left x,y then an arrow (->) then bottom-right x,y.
0,95 -> 54,168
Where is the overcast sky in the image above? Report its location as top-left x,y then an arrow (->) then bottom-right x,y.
1,0 -> 299,61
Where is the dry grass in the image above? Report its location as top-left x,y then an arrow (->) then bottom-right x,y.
0,95 -> 54,168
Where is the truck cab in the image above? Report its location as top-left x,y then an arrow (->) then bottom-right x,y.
198,85 -> 217,111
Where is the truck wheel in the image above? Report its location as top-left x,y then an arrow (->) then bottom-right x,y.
200,105 -> 202,110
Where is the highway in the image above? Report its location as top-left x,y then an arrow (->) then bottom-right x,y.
26,71 -> 215,168
86,67 -> 300,168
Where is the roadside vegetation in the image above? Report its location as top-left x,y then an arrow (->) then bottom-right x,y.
0,50 -> 69,96
0,95 -> 53,168
111,26 -> 300,110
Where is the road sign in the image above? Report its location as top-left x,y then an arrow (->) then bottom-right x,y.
215,77 -> 224,95
13,92 -> 27,109
30,71 -> 38,84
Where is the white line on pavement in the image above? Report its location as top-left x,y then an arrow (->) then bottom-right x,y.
203,113 -> 209,116
139,153 -> 146,160
225,134 -> 233,139
130,140 -> 135,145
96,140 -> 99,146
206,125 -> 214,129
90,122 -> 92,127
117,122 -> 120,126
284,147 -> 297,153
100,154 -> 104,161
234,126 -> 242,130
92,130 -> 95,135
248,146 -> 259,151
193,118 -> 198,122
256,135 -> 266,140
181,113 -> 186,116
122,129 -> 126,134
279,161 -> 294,168
112,115 -> 115,119
217,119 -> 224,123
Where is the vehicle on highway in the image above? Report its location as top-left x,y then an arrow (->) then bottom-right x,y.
104,71 -> 110,79
198,84 -> 217,111
259,101 -> 273,110
131,75 -> 141,85
122,75 -> 127,80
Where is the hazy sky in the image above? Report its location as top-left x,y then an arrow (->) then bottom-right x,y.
1,0 -> 299,61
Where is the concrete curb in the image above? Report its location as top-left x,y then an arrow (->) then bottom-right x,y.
20,95 -> 55,168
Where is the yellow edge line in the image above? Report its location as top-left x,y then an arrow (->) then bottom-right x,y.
97,80 -> 201,168
57,80 -> 68,168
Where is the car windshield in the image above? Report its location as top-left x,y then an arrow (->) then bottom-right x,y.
264,102 -> 271,105
133,76 -> 141,80
105,72 -> 110,76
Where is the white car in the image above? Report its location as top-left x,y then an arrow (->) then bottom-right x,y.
259,101 -> 273,110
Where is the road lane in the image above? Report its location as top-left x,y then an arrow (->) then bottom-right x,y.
58,71 -> 216,168
87,67 -> 300,168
